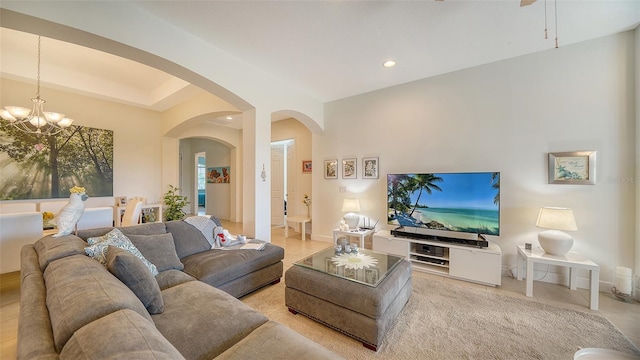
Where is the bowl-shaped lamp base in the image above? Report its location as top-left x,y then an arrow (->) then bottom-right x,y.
538,230 -> 573,256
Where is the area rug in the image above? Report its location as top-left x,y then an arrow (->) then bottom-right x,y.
242,275 -> 640,359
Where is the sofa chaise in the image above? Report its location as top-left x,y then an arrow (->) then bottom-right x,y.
17,218 -> 343,359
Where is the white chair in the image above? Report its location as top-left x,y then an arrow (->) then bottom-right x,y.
121,200 -> 143,226
77,207 -> 114,230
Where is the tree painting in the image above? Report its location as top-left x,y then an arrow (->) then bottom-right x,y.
0,122 -> 113,200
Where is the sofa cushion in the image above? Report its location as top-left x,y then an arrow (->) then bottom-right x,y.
165,220 -> 212,259
127,233 -> 184,271
181,245 -> 284,288
152,281 -> 269,360
155,270 -> 196,291
216,321 -> 346,360
106,246 -> 164,314
76,222 -> 167,241
120,222 -> 167,236
33,234 -> 87,271
44,254 -> 153,352
60,309 -> 185,360
85,228 -> 158,276
17,246 -> 58,360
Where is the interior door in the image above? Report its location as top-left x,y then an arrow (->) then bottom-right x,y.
271,145 -> 285,226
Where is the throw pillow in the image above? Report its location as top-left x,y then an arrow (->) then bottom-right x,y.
127,233 -> 184,272
85,228 -> 158,276
106,246 -> 164,314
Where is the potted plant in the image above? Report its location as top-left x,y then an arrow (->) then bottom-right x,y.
163,185 -> 189,221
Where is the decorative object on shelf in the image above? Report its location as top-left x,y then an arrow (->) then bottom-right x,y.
339,219 -> 349,231
142,208 -> 157,223
0,36 -> 74,135
548,151 -> 596,185
115,196 -> 127,206
324,159 -> 337,179
342,198 -> 361,230
42,211 -> 55,229
302,194 -> 311,217
535,207 -> 577,256
260,164 -> 266,182
163,185 -> 189,221
362,157 -> 379,179
302,160 -> 312,173
342,158 -> 356,179
611,266 -> 636,302
53,186 -> 88,237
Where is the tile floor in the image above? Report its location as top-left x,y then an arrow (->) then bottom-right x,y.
0,221 -> 638,360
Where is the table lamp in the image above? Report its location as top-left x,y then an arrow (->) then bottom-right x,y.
342,198 -> 361,230
535,207 -> 577,256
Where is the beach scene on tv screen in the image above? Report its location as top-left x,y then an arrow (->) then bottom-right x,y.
387,172 -> 500,236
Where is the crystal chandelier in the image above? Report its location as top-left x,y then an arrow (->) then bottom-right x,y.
0,36 -> 73,135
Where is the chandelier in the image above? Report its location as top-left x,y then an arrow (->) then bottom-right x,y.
0,36 -> 73,135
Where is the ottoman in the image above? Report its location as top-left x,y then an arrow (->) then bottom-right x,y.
285,248 -> 412,351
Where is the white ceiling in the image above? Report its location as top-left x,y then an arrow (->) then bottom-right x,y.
1,1 -> 639,118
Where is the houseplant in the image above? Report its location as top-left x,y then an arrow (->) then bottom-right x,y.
163,185 -> 189,221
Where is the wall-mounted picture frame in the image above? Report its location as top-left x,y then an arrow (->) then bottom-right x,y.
548,151 -> 596,185
362,157 -> 379,179
115,196 -> 127,207
324,159 -> 338,179
207,166 -> 230,184
302,160 -> 312,173
342,158 -> 357,179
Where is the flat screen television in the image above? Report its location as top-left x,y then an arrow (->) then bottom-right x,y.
387,172 -> 500,236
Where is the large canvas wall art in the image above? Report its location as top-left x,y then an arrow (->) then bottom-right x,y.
0,123 -> 114,200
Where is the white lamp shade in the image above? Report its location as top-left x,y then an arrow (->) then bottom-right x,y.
536,207 -> 577,231
342,198 -> 361,229
536,207 -> 577,256
341,198 -> 361,212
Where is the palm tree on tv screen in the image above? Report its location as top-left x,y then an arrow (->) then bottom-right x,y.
408,173 -> 443,217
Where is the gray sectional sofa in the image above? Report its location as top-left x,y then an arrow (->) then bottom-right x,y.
17,219 -> 343,359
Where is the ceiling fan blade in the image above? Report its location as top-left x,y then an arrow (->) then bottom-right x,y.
520,0 -> 537,6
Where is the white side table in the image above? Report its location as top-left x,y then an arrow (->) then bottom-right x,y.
333,228 -> 375,249
285,216 -> 311,241
516,245 -> 600,310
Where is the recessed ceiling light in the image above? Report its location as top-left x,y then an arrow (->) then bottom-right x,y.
226,116 -> 233,120
383,59 -> 397,68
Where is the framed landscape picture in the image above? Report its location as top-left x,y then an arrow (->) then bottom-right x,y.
324,159 -> 338,179
362,157 -> 379,179
342,158 -> 356,179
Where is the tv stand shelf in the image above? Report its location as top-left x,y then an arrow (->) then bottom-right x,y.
373,230 -> 502,286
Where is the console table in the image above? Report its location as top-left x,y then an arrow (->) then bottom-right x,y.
285,216 -> 311,240
516,245 -> 599,310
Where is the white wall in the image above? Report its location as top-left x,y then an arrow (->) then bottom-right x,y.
315,31 -> 637,287
0,78 -> 164,207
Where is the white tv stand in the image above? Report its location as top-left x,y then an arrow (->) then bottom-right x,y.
373,230 -> 502,286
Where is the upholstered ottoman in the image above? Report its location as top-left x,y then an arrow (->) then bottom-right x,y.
285,248 -> 412,351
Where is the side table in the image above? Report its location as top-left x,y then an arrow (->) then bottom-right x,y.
333,228 -> 375,249
285,216 -> 311,240
516,245 -> 600,310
